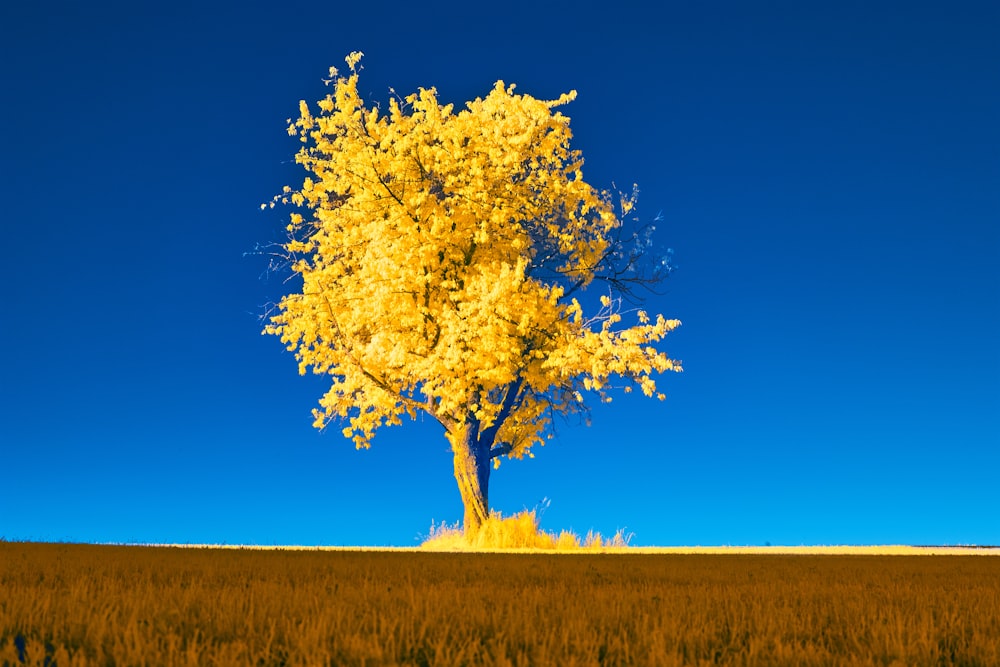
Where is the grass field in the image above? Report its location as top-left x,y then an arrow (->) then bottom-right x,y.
2,542 -> 999,666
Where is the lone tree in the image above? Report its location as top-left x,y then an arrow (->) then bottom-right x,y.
264,53 -> 682,536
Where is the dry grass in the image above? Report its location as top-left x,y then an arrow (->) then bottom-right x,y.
420,510 -> 633,551
2,542 -> 999,666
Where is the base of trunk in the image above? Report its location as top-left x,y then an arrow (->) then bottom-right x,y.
450,426 -> 491,537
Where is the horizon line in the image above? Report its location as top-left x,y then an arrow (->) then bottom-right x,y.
18,543 -> 998,555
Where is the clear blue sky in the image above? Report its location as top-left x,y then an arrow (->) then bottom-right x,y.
2,0 -> 997,547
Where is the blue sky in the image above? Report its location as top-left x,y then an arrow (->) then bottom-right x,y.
1,0 -> 997,547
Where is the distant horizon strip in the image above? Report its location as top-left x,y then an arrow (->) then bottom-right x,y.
41,543 -> 1000,555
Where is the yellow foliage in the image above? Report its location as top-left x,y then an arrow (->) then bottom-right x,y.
264,54 -> 681,461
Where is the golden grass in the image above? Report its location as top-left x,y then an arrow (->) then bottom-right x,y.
2,542 -> 999,666
144,544 -> 1000,556
419,510 -> 633,551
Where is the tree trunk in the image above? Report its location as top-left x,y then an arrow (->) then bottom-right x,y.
448,422 -> 491,537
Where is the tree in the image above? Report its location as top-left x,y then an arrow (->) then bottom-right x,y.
264,53 -> 682,536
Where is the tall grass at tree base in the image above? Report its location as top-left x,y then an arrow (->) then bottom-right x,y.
420,510 -> 633,551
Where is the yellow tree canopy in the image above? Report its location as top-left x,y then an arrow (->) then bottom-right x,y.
265,53 -> 681,463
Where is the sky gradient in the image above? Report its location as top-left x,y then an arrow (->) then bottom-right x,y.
2,0 -> 997,546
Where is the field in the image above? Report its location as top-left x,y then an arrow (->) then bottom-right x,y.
2,543 -> 999,666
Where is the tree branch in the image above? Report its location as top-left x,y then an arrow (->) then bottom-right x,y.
478,375 -> 524,448
489,442 -> 513,459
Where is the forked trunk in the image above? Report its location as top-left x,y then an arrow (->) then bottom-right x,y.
448,422 -> 491,537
